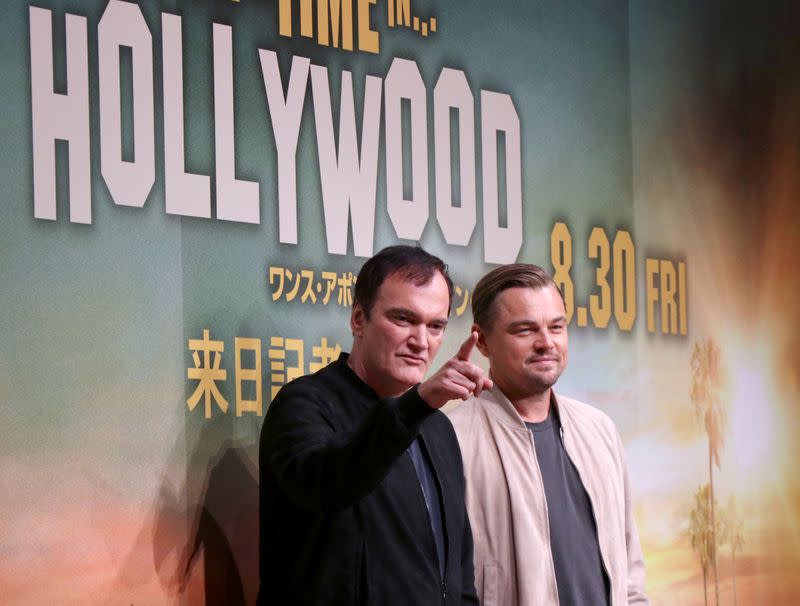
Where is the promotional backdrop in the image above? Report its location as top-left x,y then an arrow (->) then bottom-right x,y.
2,0 -> 798,604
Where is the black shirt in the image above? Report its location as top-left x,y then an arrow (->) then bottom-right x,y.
258,354 -> 478,605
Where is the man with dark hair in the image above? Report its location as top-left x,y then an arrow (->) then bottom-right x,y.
258,245 -> 491,605
448,263 -> 649,606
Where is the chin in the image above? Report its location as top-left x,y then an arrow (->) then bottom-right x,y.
528,375 -> 559,391
396,370 -> 425,387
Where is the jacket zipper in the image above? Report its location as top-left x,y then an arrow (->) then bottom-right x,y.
411,437 -> 449,604
424,436 -> 449,605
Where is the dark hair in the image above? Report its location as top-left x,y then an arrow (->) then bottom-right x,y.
472,263 -> 563,329
354,245 -> 454,317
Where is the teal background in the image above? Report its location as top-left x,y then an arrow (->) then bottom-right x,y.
2,1 -> 798,604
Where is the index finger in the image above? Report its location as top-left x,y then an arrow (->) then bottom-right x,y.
456,331 -> 479,361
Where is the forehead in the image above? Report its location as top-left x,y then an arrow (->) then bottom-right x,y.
374,271 -> 450,317
492,285 -> 565,321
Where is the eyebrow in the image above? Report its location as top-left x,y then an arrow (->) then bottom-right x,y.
387,307 -> 449,325
507,316 -> 567,329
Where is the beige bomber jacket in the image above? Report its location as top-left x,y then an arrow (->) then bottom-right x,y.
447,386 -> 649,606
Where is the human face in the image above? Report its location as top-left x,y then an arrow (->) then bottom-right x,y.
476,285 -> 568,402
349,271 -> 450,397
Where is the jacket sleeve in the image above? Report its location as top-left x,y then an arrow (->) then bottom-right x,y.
618,434 -> 650,605
261,379 -> 434,512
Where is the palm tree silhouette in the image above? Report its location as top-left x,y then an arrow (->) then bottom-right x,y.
721,495 -> 745,606
691,339 -> 727,606
689,484 -> 715,606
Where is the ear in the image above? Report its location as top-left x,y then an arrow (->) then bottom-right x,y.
351,302 -> 366,336
474,323 -> 489,357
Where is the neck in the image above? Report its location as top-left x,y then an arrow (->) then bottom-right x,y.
510,389 -> 552,423
346,347 -> 365,380
346,347 -> 404,398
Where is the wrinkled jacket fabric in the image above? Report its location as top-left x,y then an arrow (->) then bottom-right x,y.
447,386 -> 649,606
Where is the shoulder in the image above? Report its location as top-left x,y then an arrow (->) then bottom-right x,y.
270,370 -> 334,408
556,393 -> 622,447
279,357 -> 353,398
445,394 -> 495,447
265,360 -> 351,424
446,395 -> 484,426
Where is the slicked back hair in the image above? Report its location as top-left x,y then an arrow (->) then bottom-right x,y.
472,263 -> 564,330
354,245 -> 454,318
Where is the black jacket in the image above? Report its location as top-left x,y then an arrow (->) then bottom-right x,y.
258,354 -> 479,605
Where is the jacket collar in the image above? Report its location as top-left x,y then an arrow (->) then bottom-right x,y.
482,384 -> 568,431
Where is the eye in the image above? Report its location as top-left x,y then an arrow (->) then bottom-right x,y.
550,323 -> 565,332
428,322 -> 446,335
513,327 -> 532,335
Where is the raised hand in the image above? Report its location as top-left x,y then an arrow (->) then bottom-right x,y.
417,331 -> 493,409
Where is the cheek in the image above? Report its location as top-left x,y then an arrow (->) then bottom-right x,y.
380,325 -> 404,345
428,332 -> 444,349
508,340 -> 528,357
395,329 -> 413,348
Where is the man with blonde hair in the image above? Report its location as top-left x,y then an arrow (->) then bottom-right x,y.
448,263 -> 649,606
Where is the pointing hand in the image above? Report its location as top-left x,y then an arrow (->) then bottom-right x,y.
418,332 -> 493,409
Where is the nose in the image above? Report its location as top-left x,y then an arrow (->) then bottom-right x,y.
534,329 -> 554,351
407,324 -> 429,351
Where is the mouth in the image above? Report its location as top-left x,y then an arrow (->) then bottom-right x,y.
398,354 -> 427,365
528,356 -> 558,365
